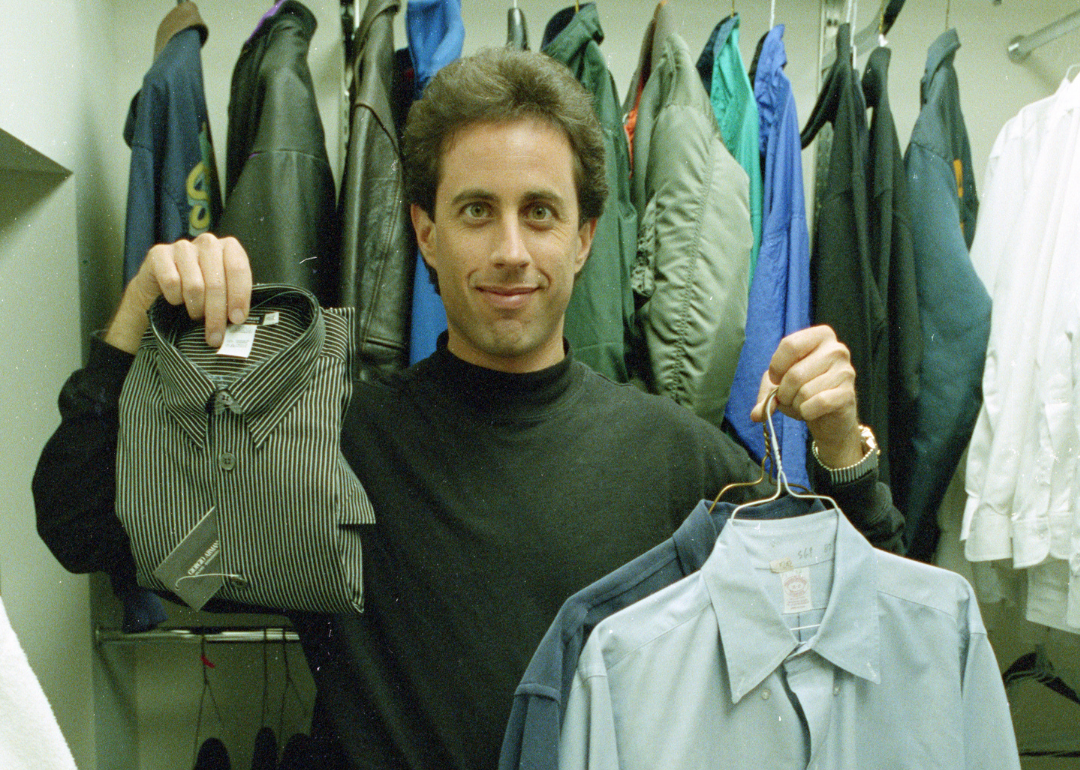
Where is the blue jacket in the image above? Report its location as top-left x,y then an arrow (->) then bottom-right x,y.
724,25 -> 810,486
407,0 -> 464,364
899,29 -> 989,560
122,4 -> 221,285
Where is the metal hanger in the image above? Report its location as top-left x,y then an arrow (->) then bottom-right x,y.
729,389 -> 839,520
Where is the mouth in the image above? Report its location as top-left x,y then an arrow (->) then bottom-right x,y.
476,285 -> 538,310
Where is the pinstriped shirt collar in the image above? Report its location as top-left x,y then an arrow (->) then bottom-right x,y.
147,285 -> 323,450
703,508 -> 882,703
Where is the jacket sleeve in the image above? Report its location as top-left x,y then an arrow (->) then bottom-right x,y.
32,337 -> 140,597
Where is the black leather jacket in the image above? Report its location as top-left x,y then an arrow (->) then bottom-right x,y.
338,0 -> 415,374
217,0 -> 340,305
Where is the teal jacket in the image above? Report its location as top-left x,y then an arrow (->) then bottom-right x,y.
697,14 -> 762,279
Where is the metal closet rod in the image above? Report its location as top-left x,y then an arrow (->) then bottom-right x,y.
1008,8 -> 1080,62
96,626 -> 300,645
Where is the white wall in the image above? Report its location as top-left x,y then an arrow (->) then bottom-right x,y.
3,1 -> 1079,768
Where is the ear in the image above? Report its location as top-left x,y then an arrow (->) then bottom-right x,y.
411,203 -> 436,268
574,218 -> 598,274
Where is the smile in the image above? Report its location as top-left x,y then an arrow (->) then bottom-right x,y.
477,285 -> 538,310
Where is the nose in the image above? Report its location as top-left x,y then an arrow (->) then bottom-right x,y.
491,214 -> 530,269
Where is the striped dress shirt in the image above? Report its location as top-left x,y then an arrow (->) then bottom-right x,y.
117,284 -> 375,613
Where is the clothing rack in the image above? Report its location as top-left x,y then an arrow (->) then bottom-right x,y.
1008,9 -> 1080,62
820,0 -> 906,69
96,626 -> 300,646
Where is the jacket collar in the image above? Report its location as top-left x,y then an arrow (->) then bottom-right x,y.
752,25 -> 788,156
148,285 -> 324,450
862,45 -> 892,110
921,28 -> 960,100
358,0 -> 401,48
154,1 -> 208,59
704,507 -> 882,703
541,3 -> 604,61
696,14 -> 738,93
248,0 -> 318,46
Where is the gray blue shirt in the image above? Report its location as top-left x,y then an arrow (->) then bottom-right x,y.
558,507 -> 1019,769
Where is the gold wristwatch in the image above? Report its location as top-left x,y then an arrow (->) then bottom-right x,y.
812,424 -> 879,485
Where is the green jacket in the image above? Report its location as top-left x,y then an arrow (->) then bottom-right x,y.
542,4 -> 637,382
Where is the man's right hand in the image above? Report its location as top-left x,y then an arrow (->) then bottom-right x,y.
104,234 -> 253,354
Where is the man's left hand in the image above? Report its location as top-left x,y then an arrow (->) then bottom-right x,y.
750,325 -> 864,469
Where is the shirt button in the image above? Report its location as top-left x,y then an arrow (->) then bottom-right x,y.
834,686 -> 841,696
218,452 -> 236,470
761,689 -> 770,700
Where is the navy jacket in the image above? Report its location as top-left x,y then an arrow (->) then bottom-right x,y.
801,24 -> 891,482
122,2 -> 222,284
863,45 -> 921,489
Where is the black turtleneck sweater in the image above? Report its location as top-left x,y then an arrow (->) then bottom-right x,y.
35,335 -> 904,770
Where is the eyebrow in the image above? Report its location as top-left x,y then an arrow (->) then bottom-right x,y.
448,188 -> 567,209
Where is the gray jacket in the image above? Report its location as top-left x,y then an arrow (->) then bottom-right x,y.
628,8 -> 751,426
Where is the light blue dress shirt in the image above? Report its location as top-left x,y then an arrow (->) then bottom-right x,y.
559,507 -> 1019,769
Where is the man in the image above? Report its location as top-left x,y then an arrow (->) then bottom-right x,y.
35,49 -> 902,769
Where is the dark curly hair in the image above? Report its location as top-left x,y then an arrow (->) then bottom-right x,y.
402,47 -> 608,226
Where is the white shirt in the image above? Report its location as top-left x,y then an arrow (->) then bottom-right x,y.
559,508 -> 1019,770
963,74 -> 1080,631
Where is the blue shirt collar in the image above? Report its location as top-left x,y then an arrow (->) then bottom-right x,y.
703,507 -> 882,702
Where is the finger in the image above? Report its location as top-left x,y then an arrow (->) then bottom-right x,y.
221,237 -> 253,326
782,363 -> 856,423
164,239 -> 207,323
750,371 -> 777,423
195,235 -> 228,347
143,243 -> 184,307
775,339 -> 851,415
766,325 -> 836,388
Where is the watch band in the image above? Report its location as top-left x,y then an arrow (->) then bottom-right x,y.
812,424 -> 879,485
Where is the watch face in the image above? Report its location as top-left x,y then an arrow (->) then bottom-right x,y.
859,425 -> 878,453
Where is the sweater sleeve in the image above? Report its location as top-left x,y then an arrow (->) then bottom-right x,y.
32,336 -> 140,596
811,461 -> 906,555
699,414 -> 906,555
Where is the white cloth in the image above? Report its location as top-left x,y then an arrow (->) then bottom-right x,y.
962,74 -> 1080,633
559,509 -> 1019,770
0,597 -> 77,770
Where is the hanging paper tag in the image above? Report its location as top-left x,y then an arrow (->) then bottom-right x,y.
152,507 -> 224,611
216,323 -> 258,358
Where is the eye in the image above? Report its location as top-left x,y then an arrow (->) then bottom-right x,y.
462,202 -> 490,220
525,203 -> 554,222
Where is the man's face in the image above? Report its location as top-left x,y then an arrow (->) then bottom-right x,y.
411,118 -> 597,373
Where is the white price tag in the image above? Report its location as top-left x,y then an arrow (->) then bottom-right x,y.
216,323 -> 258,358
